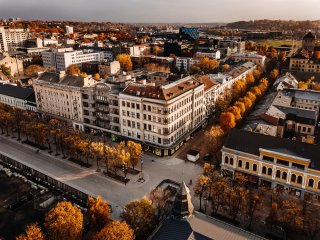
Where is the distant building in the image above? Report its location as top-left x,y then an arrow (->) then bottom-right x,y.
42,48 -> 105,72
289,32 -> 320,73
273,73 -> 298,91
0,53 -> 24,76
64,25 -> 74,35
163,42 -> 182,57
230,53 -> 266,68
175,57 -> 200,71
196,49 -> 221,59
0,26 -> 30,52
302,31 -> 316,51
0,83 -> 35,111
179,27 -> 199,41
98,61 -> 121,76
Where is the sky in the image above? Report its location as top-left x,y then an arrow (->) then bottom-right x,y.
0,0 -> 319,23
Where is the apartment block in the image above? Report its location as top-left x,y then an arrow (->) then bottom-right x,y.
0,26 -> 30,52
119,76 -> 205,156
33,72 -> 96,130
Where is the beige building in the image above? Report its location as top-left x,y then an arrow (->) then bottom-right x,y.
0,26 -> 30,52
33,72 -> 96,130
230,53 -> 266,68
119,76 -> 205,156
98,61 -> 121,77
222,129 -> 320,197
0,53 -> 24,76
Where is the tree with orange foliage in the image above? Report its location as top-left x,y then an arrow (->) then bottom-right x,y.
88,196 -> 110,231
66,64 -> 81,76
93,73 -> 100,79
270,69 -> 279,80
219,112 -> 236,130
245,73 -> 255,85
16,223 -> 45,240
253,69 -> 262,80
227,106 -> 242,121
193,57 -> 218,74
234,101 -> 246,115
298,81 -> 308,90
116,54 -> 133,72
245,91 -> 257,104
239,97 -> 253,110
94,221 -> 134,240
232,79 -> 247,99
44,201 -> 83,240
251,86 -> 262,98
313,83 -> 320,91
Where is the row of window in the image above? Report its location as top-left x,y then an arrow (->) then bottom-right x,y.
225,156 -> 320,190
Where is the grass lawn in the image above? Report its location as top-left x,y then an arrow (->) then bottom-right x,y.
255,39 -> 302,48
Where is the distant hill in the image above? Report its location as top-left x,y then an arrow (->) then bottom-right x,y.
226,20 -> 320,31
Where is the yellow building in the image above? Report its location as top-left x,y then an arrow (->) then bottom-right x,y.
221,129 -> 320,197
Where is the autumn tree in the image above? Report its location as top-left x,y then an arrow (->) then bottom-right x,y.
193,57 -> 218,74
313,83 -> 320,91
153,45 -> 162,56
253,69 -> 262,80
93,73 -> 100,79
239,96 -> 253,110
121,198 -> 156,239
245,73 -> 255,85
298,81 -> 308,90
25,64 -> 45,77
234,101 -> 246,115
270,68 -> 279,80
116,54 -> 133,71
94,221 -> 134,240
205,125 -> 225,160
215,97 -> 229,114
149,187 -> 171,224
245,91 -> 257,104
0,64 -> 11,78
245,188 -> 265,229
222,64 -> 230,72
194,175 -> 210,212
232,79 -> 247,99
16,223 -> 45,240
88,196 -> 110,231
227,106 -> 242,121
44,201 -> 83,240
126,141 -> 142,170
219,112 -> 236,130
66,64 -> 81,76
210,177 -> 229,214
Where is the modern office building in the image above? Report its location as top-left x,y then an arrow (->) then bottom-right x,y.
42,47 -> 105,72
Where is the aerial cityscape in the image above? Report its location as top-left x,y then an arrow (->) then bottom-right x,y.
0,0 -> 320,239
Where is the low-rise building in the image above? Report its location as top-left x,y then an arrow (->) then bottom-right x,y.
0,53 -> 24,76
221,129 -> 320,197
230,53 -> 266,68
98,60 -> 121,76
175,57 -> 200,71
0,83 -> 35,111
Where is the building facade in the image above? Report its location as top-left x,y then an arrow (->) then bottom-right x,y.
221,129 -> 320,197
0,26 -> 30,52
33,72 -> 96,130
42,48 -> 105,72
119,76 -> 205,156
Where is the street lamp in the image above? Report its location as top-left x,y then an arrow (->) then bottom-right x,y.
138,159 -> 144,182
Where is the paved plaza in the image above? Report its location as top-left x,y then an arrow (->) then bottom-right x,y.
0,135 -> 202,218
